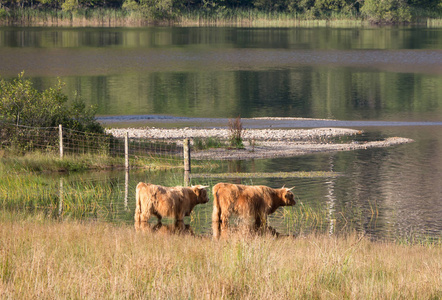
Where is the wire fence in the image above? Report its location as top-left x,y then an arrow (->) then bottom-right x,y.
0,123 -> 184,166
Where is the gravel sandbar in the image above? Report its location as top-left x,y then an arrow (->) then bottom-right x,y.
107,127 -> 414,160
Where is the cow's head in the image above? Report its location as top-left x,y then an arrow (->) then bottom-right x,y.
191,185 -> 210,204
281,187 -> 296,206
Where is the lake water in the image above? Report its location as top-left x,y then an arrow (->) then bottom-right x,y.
1,26 -> 442,241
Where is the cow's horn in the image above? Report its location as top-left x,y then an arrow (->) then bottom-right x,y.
287,186 -> 295,191
194,185 -> 209,189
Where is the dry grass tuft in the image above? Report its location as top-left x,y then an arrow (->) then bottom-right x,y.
1,211 -> 441,299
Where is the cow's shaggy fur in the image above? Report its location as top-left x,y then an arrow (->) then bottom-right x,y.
212,183 -> 296,228
135,182 -> 209,222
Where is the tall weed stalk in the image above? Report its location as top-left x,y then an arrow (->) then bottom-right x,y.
228,116 -> 245,149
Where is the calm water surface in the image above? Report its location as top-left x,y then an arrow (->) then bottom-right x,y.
1,26 -> 442,241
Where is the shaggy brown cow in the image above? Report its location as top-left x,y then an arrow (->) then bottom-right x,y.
134,182 -> 209,223
212,183 -> 296,228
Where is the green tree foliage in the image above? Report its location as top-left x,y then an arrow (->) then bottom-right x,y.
361,0 -> 412,23
0,72 -> 104,133
122,0 -> 177,20
407,0 -> 441,10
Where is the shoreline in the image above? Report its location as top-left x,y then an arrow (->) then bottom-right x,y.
107,127 -> 414,160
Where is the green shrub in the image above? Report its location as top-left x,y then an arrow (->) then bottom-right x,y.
361,0 -> 412,23
0,72 -> 104,133
122,0 -> 139,11
122,0 -> 176,21
0,8 -> 9,19
61,0 -> 78,12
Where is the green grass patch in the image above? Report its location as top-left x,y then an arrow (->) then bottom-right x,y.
193,137 -> 226,150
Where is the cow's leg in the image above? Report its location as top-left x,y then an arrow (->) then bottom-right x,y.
175,213 -> 184,223
212,202 -> 221,222
174,220 -> 185,233
152,211 -> 162,223
220,212 -> 230,229
255,213 -> 267,228
140,201 -> 153,222
134,207 -> 141,222
135,187 -> 142,222
140,210 -> 151,223
212,221 -> 221,239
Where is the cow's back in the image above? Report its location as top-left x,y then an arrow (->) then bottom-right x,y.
213,182 -> 238,207
153,186 -> 183,218
213,183 -> 264,214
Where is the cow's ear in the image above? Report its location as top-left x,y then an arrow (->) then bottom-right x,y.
191,185 -> 201,195
193,186 -> 200,195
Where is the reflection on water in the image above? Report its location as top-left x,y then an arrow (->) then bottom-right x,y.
1,27 -> 442,121
135,221 -> 194,236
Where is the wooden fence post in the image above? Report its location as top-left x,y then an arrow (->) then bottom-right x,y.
125,132 -> 129,170
183,138 -> 191,186
59,124 -> 63,159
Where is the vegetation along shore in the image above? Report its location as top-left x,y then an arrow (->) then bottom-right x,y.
0,0 -> 441,26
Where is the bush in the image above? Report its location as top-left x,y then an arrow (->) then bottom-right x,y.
122,0 -> 176,21
0,72 -> 104,133
361,0 -> 412,23
0,8 -> 9,19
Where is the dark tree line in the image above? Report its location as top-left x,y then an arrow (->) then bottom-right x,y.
1,0 -> 440,10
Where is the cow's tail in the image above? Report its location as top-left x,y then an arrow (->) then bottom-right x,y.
134,182 -> 143,222
212,184 -> 221,223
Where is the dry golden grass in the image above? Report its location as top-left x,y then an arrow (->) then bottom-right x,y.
1,211 -> 441,299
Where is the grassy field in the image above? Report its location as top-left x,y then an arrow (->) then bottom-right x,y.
1,210 -> 441,299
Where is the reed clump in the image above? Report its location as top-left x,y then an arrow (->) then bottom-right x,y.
1,211 -> 441,299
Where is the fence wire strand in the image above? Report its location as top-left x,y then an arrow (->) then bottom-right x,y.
0,123 -> 183,166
